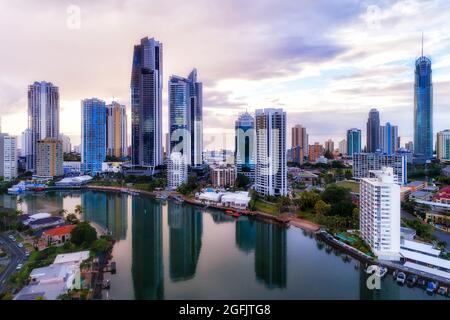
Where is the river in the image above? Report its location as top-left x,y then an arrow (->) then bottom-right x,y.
0,190 -> 445,300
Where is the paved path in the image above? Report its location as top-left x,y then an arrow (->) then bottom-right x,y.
0,233 -> 27,294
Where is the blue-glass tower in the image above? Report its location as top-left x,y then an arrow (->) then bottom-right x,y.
347,128 -> 361,157
414,42 -> 433,161
235,112 -> 255,181
81,98 -> 107,175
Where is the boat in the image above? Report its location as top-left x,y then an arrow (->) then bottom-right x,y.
396,272 -> 406,285
426,281 -> 437,294
437,286 -> 448,296
7,186 -> 24,195
102,279 -> 111,289
406,274 -> 418,287
417,278 -> 427,288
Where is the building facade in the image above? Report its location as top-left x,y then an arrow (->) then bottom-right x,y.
360,167 -> 401,261
366,108 -> 380,153
414,51 -> 433,161
168,70 -> 203,166
210,164 -> 236,188
380,122 -> 399,155
291,124 -> 308,157
255,108 -> 287,196
3,135 -> 17,180
81,98 -> 107,175
131,37 -> 163,168
28,81 -> 60,171
353,153 -> 407,185
346,128 -> 361,157
308,143 -> 324,163
339,139 -> 347,155
437,130 -> 450,162
106,101 -> 127,158
36,138 -> 63,178
167,152 -> 188,190
59,134 -> 72,154
235,112 -> 255,181
324,139 -> 334,153
21,128 -> 33,170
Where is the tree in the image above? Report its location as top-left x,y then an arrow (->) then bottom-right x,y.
344,170 -> 353,180
65,213 -> 80,224
74,205 -> 83,216
324,150 -> 334,160
91,238 -> 112,254
236,174 -> 250,189
276,196 -> 291,214
321,184 -> 355,217
295,190 -> 320,210
70,222 -> 97,246
314,200 -> 331,216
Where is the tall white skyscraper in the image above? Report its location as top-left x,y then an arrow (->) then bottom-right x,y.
255,108 -> 287,196
106,101 -> 127,158
131,37 -> 163,169
167,152 -> 188,190
360,167 -> 401,261
59,133 -> 72,154
21,128 -> 33,170
28,81 -> 60,171
1,135 -> 17,180
338,139 -> 347,155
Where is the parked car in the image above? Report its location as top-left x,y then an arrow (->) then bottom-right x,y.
17,243 -> 24,248
16,263 -> 23,270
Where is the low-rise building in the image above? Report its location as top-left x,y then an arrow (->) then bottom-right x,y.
42,225 -> 76,247
433,186 -> 450,205
210,164 -> 236,188
55,175 -> 93,187
410,190 -> 433,202
14,250 -> 90,300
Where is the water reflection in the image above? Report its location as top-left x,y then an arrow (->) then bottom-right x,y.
82,192 -> 127,240
168,202 -> 203,281
235,219 -> 256,253
255,221 -> 287,289
132,196 -> 164,299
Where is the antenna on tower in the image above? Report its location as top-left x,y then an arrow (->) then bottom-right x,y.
421,32 -> 424,57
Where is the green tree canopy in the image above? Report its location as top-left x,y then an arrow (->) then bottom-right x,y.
70,222 -> 97,246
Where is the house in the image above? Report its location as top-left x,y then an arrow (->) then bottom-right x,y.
42,225 -> 76,247
433,186 -> 450,205
14,250 -> 90,300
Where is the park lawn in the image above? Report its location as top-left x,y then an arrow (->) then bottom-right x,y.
254,199 -> 279,215
335,180 -> 360,193
133,183 -> 150,191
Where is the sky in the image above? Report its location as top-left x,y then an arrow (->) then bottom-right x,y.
0,0 -> 450,151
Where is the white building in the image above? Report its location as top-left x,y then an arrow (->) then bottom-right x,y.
339,139 -> 347,155
436,130 -> 450,162
167,152 -> 188,190
353,153 -> 407,185
360,167 -> 401,261
255,108 -> 287,196
3,135 -> 17,180
59,133 -> 72,154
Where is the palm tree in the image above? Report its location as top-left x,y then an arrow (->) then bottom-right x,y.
74,205 -> 83,216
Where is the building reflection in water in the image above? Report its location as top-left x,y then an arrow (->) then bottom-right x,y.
235,218 -> 256,253
131,196 -> 164,300
168,202 -> 203,281
209,210 -> 235,224
22,191 -> 64,214
81,191 -> 127,240
255,221 -> 287,289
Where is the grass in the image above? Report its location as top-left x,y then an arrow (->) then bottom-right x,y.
335,180 -> 360,193
254,199 -> 279,215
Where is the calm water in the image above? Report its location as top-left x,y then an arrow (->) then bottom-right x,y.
1,191 -> 445,300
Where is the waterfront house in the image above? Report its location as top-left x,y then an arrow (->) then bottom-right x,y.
41,225 -> 76,247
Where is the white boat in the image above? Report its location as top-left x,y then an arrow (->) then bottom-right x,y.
396,272 -> 406,284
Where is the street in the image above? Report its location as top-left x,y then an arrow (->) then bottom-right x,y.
0,233 -> 27,294
401,209 -> 450,250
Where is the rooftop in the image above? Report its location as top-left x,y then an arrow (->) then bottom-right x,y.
43,224 -> 76,237
53,250 -> 90,265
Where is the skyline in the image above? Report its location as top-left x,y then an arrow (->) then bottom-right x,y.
1,1 -> 450,149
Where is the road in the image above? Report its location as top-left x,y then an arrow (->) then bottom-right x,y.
0,233 -> 27,294
401,209 -> 450,250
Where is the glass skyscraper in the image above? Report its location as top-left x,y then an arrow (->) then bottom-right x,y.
235,112 -> 255,181
414,50 -> 433,160
131,37 -> 163,168
347,128 -> 361,157
168,69 -> 203,166
380,122 -> 399,155
81,98 -> 107,175
366,108 -> 380,153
